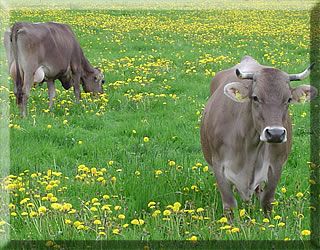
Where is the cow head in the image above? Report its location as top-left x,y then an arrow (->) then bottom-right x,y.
81,67 -> 105,94
224,64 -> 317,143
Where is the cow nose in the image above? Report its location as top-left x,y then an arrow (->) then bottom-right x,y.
263,127 -> 287,143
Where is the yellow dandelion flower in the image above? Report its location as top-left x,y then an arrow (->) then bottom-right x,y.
188,235 -> 197,241
50,197 -> 58,203
112,228 -> 120,235
29,211 -> 38,218
62,203 -> 72,212
47,193 -> 54,198
51,203 -> 62,210
263,218 -> 270,223
118,214 -> 125,219
31,173 -> 37,178
73,221 -> 82,227
231,227 -> 240,233
97,177 -> 104,182
168,160 -> 176,166
68,209 -> 76,214
102,205 -> 111,211
152,210 -> 161,217
9,203 -> 15,210
218,217 -> 228,223
131,219 -> 144,225
239,209 -> 246,217
163,210 -> 171,216
173,202 -> 181,212
296,192 -> 304,198
20,198 -> 30,205
274,215 -> 281,220
196,208 -> 204,213
77,225 -> 85,230
91,198 -> 99,203
38,206 -> 47,214
148,201 -> 156,208
27,203 -> 35,208
301,230 -> 311,236
135,170 -> 141,176
143,137 -> 150,143
91,168 -> 97,175
93,220 -> 102,225
155,170 -> 162,176
278,222 -> 285,227
103,194 -> 110,200
90,207 -> 98,212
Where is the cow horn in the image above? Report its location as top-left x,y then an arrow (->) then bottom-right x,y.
289,63 -> 315,81
236,68 -> 254,79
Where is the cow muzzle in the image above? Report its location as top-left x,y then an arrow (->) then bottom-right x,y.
260,126 -> 287,143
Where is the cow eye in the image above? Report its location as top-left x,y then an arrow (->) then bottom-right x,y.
252,96 -> 259,102
288,97 -> 292,104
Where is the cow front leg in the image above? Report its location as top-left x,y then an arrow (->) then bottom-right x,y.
72,74 -> 81,102
260,165 -> 282,214
212,164 -> 237,220
47,80 -> 56,109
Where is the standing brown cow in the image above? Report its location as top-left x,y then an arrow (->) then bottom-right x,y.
4,22 -> 105,117
201,56 -> 317,216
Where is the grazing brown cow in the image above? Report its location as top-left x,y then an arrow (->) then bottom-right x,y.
3,22 -> 105,116
201,56 -> 317,216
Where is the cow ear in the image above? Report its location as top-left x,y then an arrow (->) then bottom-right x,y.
291,84 -> 318,104
224,82 -> 250,103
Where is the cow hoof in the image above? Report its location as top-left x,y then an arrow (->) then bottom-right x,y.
223,208 -> 234,224
262,203 -> 273,216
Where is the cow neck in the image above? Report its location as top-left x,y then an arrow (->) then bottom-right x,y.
80,50 -> 94,73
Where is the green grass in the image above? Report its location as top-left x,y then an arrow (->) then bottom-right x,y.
0,7 -> 315,242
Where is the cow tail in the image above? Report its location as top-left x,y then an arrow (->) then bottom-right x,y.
10,23 -> 23,104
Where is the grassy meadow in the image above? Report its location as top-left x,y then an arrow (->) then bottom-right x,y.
0,4 -> 317,243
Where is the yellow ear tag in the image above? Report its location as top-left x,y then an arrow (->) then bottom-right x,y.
235,90 -> 243,100
299,93 -> 307,103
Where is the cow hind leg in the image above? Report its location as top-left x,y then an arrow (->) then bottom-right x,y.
19,73 -> 33,117
47,80 -> 56,109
